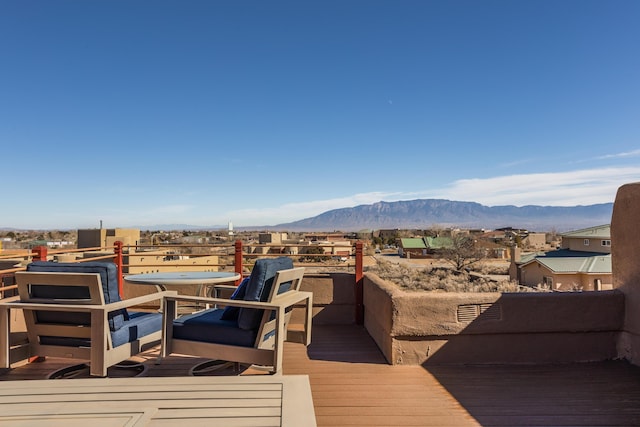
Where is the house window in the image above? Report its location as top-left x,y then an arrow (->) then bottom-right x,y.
584,239 -> 590,246
542,276 -> 554,288
601,240 -> 611,247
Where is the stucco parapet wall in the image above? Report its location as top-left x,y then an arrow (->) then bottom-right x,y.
364,273 -> 625,338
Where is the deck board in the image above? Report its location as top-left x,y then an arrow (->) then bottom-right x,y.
3,324 -> 640,426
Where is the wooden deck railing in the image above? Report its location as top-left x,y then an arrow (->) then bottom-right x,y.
0,240 -> 365,323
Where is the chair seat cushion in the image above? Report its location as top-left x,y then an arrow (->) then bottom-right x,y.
173,308 -> 257,347
111,311 -> 163,347
40,311 -> 162,348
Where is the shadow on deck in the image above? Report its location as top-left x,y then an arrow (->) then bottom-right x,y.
2,325 -> 640,426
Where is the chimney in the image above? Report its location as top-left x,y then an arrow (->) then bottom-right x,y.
510,245 -> 520,263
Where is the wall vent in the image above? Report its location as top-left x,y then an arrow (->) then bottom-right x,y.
457,303 -> 502,322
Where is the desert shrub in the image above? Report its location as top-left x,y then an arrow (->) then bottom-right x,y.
477,262 -> 510,275
367,259 -> 544,293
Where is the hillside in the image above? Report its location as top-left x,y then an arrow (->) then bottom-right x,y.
271,199 -> 614,232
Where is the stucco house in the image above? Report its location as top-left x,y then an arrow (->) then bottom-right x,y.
510,225 -> 612,291
398,236 -> 454,258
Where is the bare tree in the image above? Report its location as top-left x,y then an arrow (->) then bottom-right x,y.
439,235 -> 485,271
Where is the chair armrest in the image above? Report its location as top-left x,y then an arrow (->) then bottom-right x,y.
0,291 -> 178,315
164,293 -> 308,311
107,290 -> 178,311
274,291 -> 313,307
0,301 -> 114,312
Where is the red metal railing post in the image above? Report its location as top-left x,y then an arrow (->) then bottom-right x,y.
355,241 -> 364,325
113,241 -> 124,298
33,246 -> 48,261
235,240 -> 243,285
28,246 -> 49,363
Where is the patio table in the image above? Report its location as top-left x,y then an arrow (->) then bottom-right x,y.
124,271 -> 241,296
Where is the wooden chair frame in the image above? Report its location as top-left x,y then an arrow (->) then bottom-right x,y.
0,271 -> 175,377
161,267 -> 312,374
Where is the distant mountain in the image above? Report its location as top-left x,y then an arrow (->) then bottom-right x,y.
270,199 -> 614,232
2,201 -> 613,232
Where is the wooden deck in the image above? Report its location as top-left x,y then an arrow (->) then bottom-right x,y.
3,325 -> 640,426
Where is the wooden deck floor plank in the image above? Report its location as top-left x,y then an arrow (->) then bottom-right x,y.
459,414 -> 640,426
3,325 -> 640,426
315,414 -> 480,426
311,398 -> 461,408
314,406 -> 474,416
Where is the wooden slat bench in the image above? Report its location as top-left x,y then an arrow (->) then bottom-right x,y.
0,374 -> 316,426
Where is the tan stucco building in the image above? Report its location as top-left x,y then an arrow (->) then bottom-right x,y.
512,225 -> 612,291
77,228 -> 141,249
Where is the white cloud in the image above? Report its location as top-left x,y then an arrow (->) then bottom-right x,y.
423,167 -> 640,206
218,167 -> 640,226
597,149 -> 640,160
224,192 -> 403,225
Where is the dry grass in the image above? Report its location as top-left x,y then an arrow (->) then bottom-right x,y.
366,258 -> 546,293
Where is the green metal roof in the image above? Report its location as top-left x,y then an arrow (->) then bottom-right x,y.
536,255 -> 611,273
399,238 -> 427,249
425,236 -> 453,249
518,251 -> 543,264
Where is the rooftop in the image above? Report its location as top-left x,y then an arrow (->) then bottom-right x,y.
2,325 -> 640,426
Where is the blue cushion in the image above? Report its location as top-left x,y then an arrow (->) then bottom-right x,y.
40,311 -> 162,348
237,257 -> 293,331
111,311 -> 163,347
26,261 -> 127,331
220,277 -> 249,321
173,308 -> 257,347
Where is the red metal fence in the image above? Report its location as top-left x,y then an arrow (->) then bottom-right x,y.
0,240 -> 365,323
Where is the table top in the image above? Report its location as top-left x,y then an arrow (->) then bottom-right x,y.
124,271 -> 241,286
0,375 -> 317,426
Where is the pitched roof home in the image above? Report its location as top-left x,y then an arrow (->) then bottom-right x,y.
510,225 -> 612,291
560,224 -> 611,254
398,238 -> 427,258
425,236 -> 453,251
398,236 -> 455,258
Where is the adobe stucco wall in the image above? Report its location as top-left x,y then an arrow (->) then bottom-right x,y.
612,182 -> 640,365
364,273 -> 624,365
290,273 -> 356,325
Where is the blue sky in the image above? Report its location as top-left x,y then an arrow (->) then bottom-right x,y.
2,0 -> 639,230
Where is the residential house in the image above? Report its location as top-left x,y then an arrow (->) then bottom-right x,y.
510,225 -> 612,291
425,236 -> 453,253
560,224 -> 611,253
398,236 -> 453,258
398,238 -> 428,258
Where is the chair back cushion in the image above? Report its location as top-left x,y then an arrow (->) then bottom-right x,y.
220,277 -> 249,321
26,261 -> 127,330
237,257 -> 293,330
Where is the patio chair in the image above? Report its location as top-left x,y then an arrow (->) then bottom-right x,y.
161,257 -> 312,375
0,261 -> 174,377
